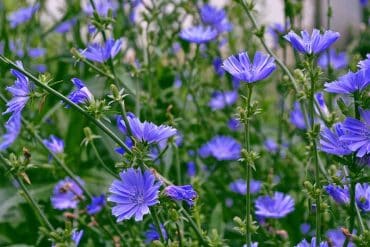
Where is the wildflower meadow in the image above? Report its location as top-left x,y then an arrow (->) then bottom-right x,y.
1,0 -> 370,246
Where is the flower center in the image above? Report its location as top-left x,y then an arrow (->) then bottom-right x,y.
131,190 -> 145,204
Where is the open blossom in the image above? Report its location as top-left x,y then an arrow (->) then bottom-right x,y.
229,179 -> 262,195
0,113 -> 22,151
208,91 -> 238,110
51,177 -> 84,210
108,168 -> 161,222
320,123 -> 352,156
318,49 -> 348,70
222,51 -> 276,83
199,135 -> 241,161
355,183 -> 370,212
43,135 -> 64,154
80,38 -> 122,63
324,70 -> 370,94
284,29 -> 340,54
117,113 -> 177,144
324,184 -> 350,204
295,238 -> 328,247
68,78 -> 94,105
340,109 -> 370,157
255,192 -> 294,218
8,3 -> 40,28
3,62 -> 32,115
164,185 -> 197,206
179,25 -> 218,44
86,195 -> 105,215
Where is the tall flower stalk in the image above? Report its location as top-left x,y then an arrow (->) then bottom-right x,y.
244,84 -> 253,247
307,56 -> 322,244
223,51 -> 276,246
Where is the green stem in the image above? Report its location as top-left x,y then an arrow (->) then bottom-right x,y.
150,207 -> 166,244
179,205 -> 208,246
22,118 -> 94,200
244,84 -> 253,247
176,222 -> 184,247
119,99 -> 133,137
0,154 -> 55,232
238,0 -> 310,128
0,55 -> 132,154
173,143 -> 182,185
90,141 -> 118,178
307,57 -> 321,245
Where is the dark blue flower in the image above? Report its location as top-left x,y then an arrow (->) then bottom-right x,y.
213,57 -> 225,76
164,185 -> 197,206
315,92 -> 330,117
174,75 -> 182,88
222,51 -> 276,83
116,113 -> 177,145
264,139 -> 279,153
87,194 -> 105,215
9,40 -> 24,57
326,228 -> 355,247
300,223 -> 311,234
28,47 -> 45,58
3,62 -> 31,115
318,49 -> 348,70
324,70 -> 370,94
80,38 -> 122,63
290,102 -> 306,129
43,135 -> 64,154
114,137 -> 134,155
208,91 -> 238,110
145,224 -> 167,243
187,161 -> 196,177
295,238 -> 328,247
199,135 -> 241,161
355,183 -> 370,212
108,168 -> 161,221
71,229 -> 83,246
55,18 -> 77,34
0,113 -> 22,151
284,29 -> 340,54
179,25 -> 218,44
324,184 -> 349,204
360,0 -> 368,7
228,118 -> 241,131
200,4 -> 232,33
268,22 -> 288,48
8,3 -> 39,28
229,179 -> 262,195
51,177 -> 84,210
340,109 -> 370,157
83,0 -> 118,16
68,78 -> 94,105
320,123 -> 352,156
255,192 -> 294,218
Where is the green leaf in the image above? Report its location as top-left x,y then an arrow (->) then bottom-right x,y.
208,203 -> 224,238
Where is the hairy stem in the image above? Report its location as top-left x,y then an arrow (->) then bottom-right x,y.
0,154 -> 55,232
244,84 -> 253,247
